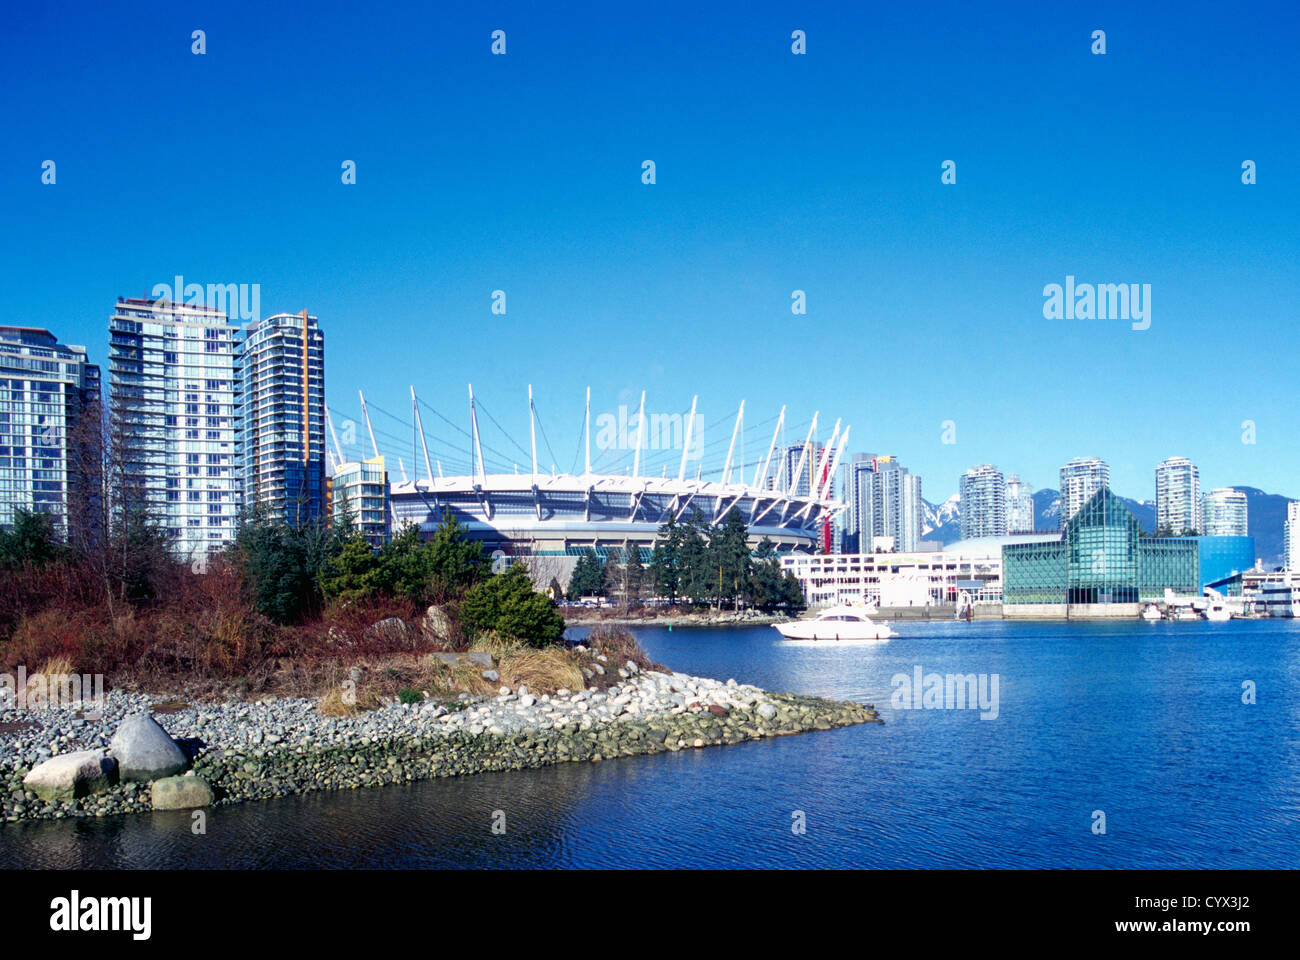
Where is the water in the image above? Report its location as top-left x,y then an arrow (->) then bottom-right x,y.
2,619 -> 1298,869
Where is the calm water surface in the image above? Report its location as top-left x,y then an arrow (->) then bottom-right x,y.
2,619 -> 1298,868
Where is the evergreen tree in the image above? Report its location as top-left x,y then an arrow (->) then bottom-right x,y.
708,510 -> 751,609
623,544 -> 645,607
460,563 -> 565,647
651,514 -> 684,604
0,509 -> 63,569
566,548 -> 603,599
425,513 -> 487,597
750,537 -> 786,610
677,508 -> 711,606
601,546 -> 625,603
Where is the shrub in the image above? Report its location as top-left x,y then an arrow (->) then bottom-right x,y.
584,625 -> 661,672
460,564 -> 565,648
397,688 -> 423,705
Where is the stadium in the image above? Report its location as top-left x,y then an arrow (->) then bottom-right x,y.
329,386 -> 850,586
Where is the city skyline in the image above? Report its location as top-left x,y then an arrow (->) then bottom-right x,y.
3,2 -> 1297,505
7,303 -> 1296,548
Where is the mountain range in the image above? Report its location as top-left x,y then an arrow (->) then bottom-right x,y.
921,486 -> 1294,567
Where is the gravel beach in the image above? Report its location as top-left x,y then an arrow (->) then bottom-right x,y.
1,665 -> 880,823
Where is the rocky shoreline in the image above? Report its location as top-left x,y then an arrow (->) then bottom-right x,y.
564,609 -> 786,628
1,667 -> 880,824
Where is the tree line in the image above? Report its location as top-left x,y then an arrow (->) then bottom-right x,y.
565,507 -> 805,611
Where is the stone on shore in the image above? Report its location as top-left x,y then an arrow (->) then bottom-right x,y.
109,713 -> 188,781
22,750 -> 117,801
151,775 -> 214,810
420,605 -> 455,644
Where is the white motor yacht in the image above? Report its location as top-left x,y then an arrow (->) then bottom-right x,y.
1205,599 -> 1232,622
774,605 -> 896,642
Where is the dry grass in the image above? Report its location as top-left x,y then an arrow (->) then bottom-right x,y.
467,630 -> 523,660
584,625 -> 662,672
420,658 -> 494,698
35,656 -> 75,679
317,681 -> 383,716
318,687 -> 357,717
497,647 -> 585,695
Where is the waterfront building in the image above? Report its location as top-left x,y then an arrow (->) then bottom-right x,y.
1284,501 -> 1299,571
108,298 -> 242,563
1154,456 -> 1201,534
1002,488 -> 1199,617
781,541 -> 1026,608
1006,474 -> 1034,533
959,464 -> 1006,539
333,455 -> 390,548
240,312 -> 326,527
1201,488 -> 1248,537
1259,573 -> 1300,617
0,327 -> 101,541
1059,456 -> 1109,524
1187,535 -> 1255,591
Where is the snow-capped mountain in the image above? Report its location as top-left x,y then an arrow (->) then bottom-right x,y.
921,493 -> 961,542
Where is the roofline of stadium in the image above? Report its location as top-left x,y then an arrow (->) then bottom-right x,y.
329,384 -> 851,554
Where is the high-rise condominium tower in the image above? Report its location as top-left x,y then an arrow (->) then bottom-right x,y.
1059,457 -> 1110,525
1285,501 -> 1300,572
1201,488 -> 1248,537
0,327 -> 101,541
108,298 -> 241,563
1006,474 -> 1035,533
1155,456 -> 1201,535
959,464 -> 1007,539
840,454 -> 922,553
240,312 -> 326,527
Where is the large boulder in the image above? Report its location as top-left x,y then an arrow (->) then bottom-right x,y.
151,775 -> 214,810
421,605 -> 455,644
365,617 -> 410,645
22,750 -> 117,802
425,651 -> 493,668
109,713 -> 188,781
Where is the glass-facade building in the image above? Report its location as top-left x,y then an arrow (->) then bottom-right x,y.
333,455 -> 389,548
1201,488 -> 1248,537
960,464 -> 1007,539
1059,456 -> 1109,525
1006,474 -> 1035,533
838,454 -> 922,553
0,327 -> 101,540
1190,535 -> 1255,590
240,312 -> 326,527
108,298 -> 242,562
1286,502 -> 1300,572
1004,488 -> 1199,610
1154,456 -> 1201,534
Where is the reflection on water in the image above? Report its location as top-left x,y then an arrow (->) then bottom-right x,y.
2,620 -> 1298,868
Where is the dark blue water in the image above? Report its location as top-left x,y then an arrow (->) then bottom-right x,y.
2,619 -> 1297,868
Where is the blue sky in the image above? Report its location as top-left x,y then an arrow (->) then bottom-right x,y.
2,0 -> 1297,501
